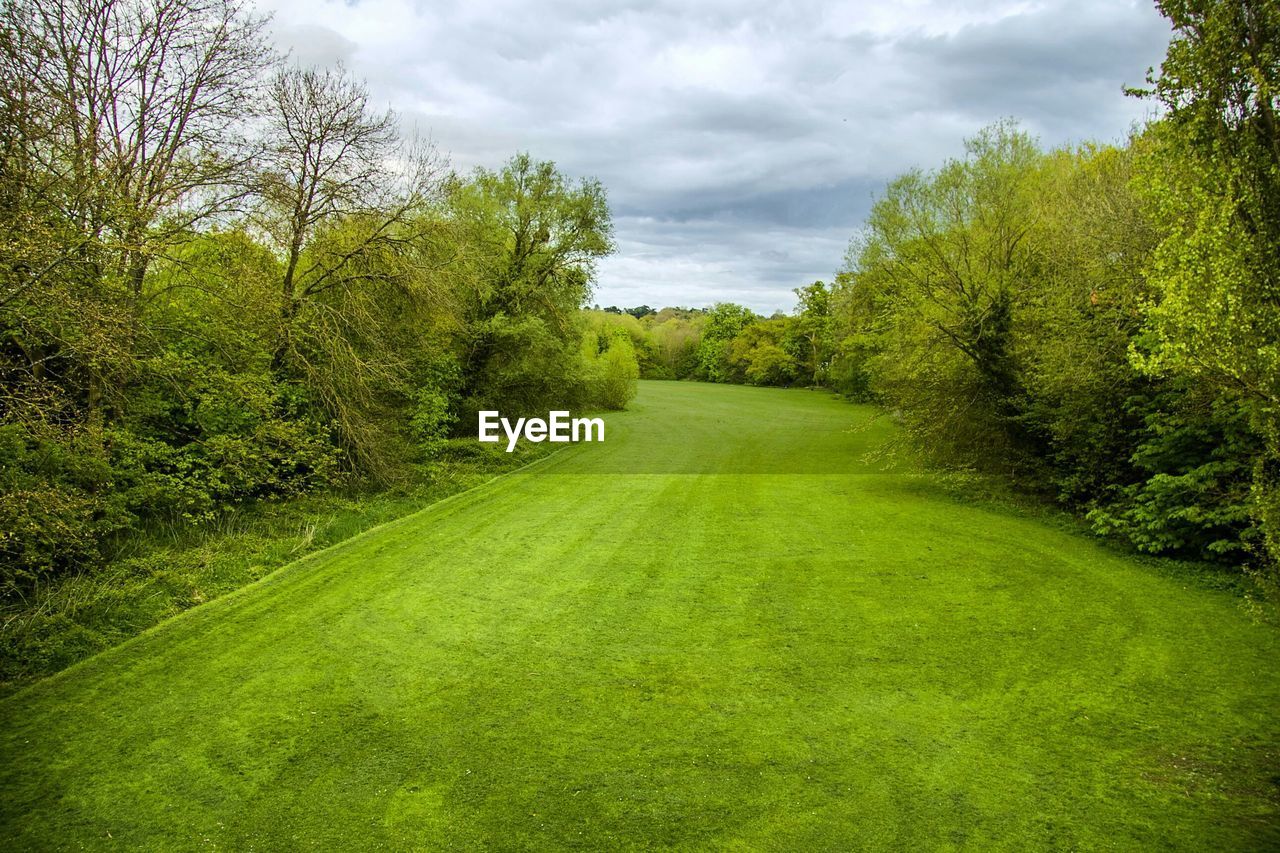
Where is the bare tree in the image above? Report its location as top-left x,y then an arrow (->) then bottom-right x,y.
260,66 -> 396,337
258,63 -> 452,476
0,0 -> 271,415
3,0 -> 270,295
260,64 -> 452,362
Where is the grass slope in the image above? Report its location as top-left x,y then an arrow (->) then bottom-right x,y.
0,440 -> 556,696
2,381 -> 1278,850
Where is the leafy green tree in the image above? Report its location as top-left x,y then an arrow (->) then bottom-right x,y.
0,0 -> 279,589
0,0 -> 271,418
649,315 -> 703,379
452,153 -> 612,333
1016,143 -> 1159,505
255,65 -> 457,479
580,330 -> 640,409
728,318 -> 799,386
839,122 -> 1044,470
786,281 -> 834,386
834,123 -> 1265,566
450,154 -> 614,415
695,302 -> 757,382
0,4 -> 624,591
1132,0 -> 1280,576
1086,383 -> 1261,561
583,310 -> 663,378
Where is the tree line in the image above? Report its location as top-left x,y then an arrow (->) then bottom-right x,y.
0,0 -> 637,592
582,297 -> 832,388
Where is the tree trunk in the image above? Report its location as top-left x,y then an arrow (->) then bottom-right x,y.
271,242 -> 303,373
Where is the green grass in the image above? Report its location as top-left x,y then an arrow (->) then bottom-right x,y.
2,381 -> 1278,849
0,440 -> 556,697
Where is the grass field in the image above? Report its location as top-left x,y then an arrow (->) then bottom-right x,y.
0,438 -> 557,696
2,381 -> 1278,849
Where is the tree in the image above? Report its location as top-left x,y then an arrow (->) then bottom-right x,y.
1132,0 -> 1280,577
787,281 -> 833,386
256,64 -> 453,478
0,0 -> 270,415
650,315 -> 703,379
452,153 -> 612,333
450,153 -> 614,414
1016,143 -> 1159,504
580,329 -> 639,409
260,65 -> 446,366
840,122 -> 1044,469
695,302 -> 756,382
728,318 -> 798,386
0,2 -> 629,595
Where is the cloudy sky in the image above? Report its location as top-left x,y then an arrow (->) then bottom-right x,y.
261,0 -> 1173,313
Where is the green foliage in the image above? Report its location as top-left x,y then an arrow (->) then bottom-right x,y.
831,116 -> 1274,571
727,318 -> 798,386
2,141 -> 616,594
1,0 -> 621,595
1004,143 -> 1160,513
647,312 -> 704,379
450,154 -> 616,419
1128,0 -> 1280,578
580,330 -> 640,410
696,303 -> 759,382
786,281 -> 835,385
0,424 -> 116,591
582,310 -> 663,379
411,386 -> 459,457
462,314 -> 587,420
451,153 -> 612,327
1086,386 -> 1261,560
836,122 -> 1044,470
591,296 -> 830,391
409,350 -> 460,455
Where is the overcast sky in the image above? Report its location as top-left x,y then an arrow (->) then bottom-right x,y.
261,0 -> 1173,314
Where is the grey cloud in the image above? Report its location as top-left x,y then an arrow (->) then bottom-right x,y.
261,0 -> 1172,311
633,179 -> 880,231
596,217 -> 851,313
271,23 -> 359,68
890,3 -> 1172,138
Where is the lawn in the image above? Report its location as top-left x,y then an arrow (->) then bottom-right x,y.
2,381 -> 1277,849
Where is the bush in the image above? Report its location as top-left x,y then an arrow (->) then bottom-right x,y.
0,424 -> 125,591
588,333 -> 639,409
462,314 -> 588,423
1086,389 -> 1261,561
